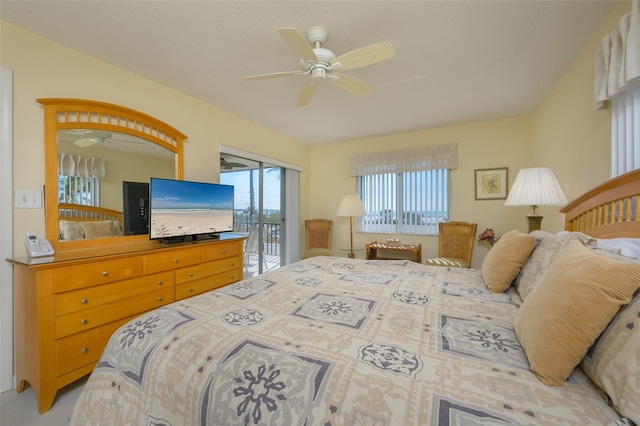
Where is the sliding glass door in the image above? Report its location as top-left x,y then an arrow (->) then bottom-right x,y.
221,153 -> 282,276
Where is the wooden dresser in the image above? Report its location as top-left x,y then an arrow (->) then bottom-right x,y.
7,235 -> 245,414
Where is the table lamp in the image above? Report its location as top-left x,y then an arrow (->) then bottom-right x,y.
504,167 -> 567,233
337,194 -> 366,258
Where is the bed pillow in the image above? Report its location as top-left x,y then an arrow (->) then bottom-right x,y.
594,237 -> 640,259
513,231 -> 595,300
81,220 -> 116,239
113,220 -> 124,236
514,240 -> 640,386
481,230 -> 535,293
59,220 -> 85,240
580,251 -> 640,425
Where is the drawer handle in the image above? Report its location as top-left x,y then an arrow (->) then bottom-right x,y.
102,271 -> 108,277
81,319 -> 88,325
157,296 -> 163,301
221,249 -> 227,254
174,259 -> 179,263
82,348 -> 89,354
188,287 -> 193,292
157,280 -> 163,285
230,262 -> 235,267
230,275 -> 235,280
81,298 -> 88,304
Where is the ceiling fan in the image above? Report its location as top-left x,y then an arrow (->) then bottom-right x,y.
244,26 -> 395,107
220,156 -> 248,170
65,130 -> 144,148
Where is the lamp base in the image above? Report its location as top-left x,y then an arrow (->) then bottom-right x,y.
526,213 -> 543,233
347,252 -> 355,259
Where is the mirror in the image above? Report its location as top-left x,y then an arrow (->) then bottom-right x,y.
39,98 -> 186,252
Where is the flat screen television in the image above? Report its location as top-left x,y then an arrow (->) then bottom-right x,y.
149,177 -> 234,242
122,181 -> 149,236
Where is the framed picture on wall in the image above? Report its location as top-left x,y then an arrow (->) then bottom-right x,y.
474,167 -> 508,200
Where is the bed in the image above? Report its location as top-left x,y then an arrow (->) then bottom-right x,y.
58,203 -> 124,240
68,171 -> 640,426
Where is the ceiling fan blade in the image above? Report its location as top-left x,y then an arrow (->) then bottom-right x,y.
330,73 -> 374,97
277,28 -> 318,63
330,41 -> 395,71
296,81 -> 318,107
244,71 -> 301,81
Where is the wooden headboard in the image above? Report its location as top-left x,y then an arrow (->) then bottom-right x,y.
561,169 -> 640,238
58,203 -> 123,223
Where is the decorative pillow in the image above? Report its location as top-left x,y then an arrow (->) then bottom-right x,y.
59,220 -> 85,240
514,240 -> 640,386
481,230 -> 535,293
81,220 -> 116,239
112,220 -> 124,236
513,231 -> 595,300
580,253 -> 640,425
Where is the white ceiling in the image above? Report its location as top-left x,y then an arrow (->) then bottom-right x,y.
1,1 -> 613,145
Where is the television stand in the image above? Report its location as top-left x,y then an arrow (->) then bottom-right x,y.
195,233 -> 220,241
160,236 -> 188,245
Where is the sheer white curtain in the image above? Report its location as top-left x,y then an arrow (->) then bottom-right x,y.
351,143 -> 458,176
594,0 -> 640,177
58,153 -> 106,178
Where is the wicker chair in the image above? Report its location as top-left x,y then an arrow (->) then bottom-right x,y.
244,226 -> 268,274
302,219 -> 332,259
424,221 -> 478,268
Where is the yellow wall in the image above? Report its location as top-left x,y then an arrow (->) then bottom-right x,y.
532,1 -> 631,231
1,22 -> 309,257
309,115 -> 533,269
308,0 -> 632,268
3,0 -> 630,263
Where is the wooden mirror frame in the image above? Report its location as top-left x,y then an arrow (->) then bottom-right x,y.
38,98 -> 186,252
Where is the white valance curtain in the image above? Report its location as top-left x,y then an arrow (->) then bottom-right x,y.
58,153 -> 106,178
351,143 -> 458,176
594,0 -> 640,108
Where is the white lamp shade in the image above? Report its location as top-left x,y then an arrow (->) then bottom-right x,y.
337,194 -> 366,216
504,167 -> 568,206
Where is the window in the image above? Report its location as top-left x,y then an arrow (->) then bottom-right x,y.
611,82 -> 640,177
351,143 -> 457,236
57,152 -> 106,206
593,1 -> 639,177
58,175 -> 100,206
358,169 -> 449,235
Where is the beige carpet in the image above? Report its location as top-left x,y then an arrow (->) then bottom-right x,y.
0,376 -> 86,426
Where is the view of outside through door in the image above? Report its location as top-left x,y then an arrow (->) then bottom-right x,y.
220,154 -> 281,277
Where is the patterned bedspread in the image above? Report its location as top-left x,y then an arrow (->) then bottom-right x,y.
69,257 -> 622,425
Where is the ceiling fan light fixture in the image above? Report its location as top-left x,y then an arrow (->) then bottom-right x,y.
74,138 -> 97,148
311,67 -> 326,80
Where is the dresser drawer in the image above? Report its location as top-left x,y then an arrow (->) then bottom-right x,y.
175,255 -> 242,285
144,247 -> 201,275
55,287 -> 174,339
55,271 -> 174,316
201,240 -> 243,262
53,258 -> 143,293
175,268 -> 242,299
55,316 -> 133,377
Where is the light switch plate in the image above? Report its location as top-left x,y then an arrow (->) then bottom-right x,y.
15,190 -> 42,209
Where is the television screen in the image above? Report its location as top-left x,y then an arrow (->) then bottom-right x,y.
123,181 -> 149,236
149,178 -> 234,241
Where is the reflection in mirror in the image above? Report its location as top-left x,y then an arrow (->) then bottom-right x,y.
56,129 -> 175,240
39,98 -> 186,252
